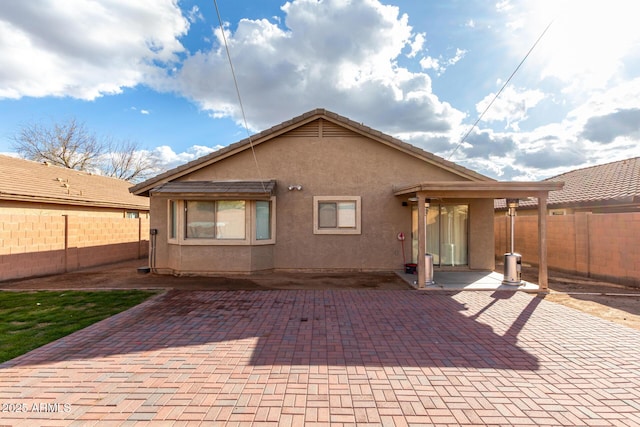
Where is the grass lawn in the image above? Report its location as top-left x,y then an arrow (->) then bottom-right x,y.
0,290 -> 158,363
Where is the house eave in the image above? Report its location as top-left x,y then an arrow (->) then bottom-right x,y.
394,181 -> 564,199
0,193 -> 150,211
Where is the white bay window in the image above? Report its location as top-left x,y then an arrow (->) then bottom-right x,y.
158,180 -> 278,246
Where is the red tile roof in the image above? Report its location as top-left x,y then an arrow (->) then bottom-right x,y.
495,157 -> 640,209
0,155 -> 149,210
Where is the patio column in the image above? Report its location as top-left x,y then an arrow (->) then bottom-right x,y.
538,193 -> 549,291
417,192 -> 426,289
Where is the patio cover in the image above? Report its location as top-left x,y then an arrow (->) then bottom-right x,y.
394,181 -> 564,291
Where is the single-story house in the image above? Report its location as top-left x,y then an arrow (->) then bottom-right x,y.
495,157 -> 640,215
130,109 -> 562,289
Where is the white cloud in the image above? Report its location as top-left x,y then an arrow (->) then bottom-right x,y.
454,77 -> 640,180
499,0 -> 640,94
140,110 -> 150,115
187,5 -> 203,23
153,144 -> 223,170
0,0 -> 188,100
419,56 -> 441,73
173,0 -> 464,136
407,32 -> 425,58
419,48 -> 467,76
476,86 -> 545,130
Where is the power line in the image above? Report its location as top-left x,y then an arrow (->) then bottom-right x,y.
447,19 -> 554,161
213,0 -> 266,192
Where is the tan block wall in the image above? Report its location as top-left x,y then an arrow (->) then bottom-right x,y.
495,212 -> 640,286
0,214 -> 149,281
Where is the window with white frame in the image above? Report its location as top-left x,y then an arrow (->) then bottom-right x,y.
186,200 -> 246,239
169,200 -> 178,240
313,196 -> 361,235
255,200 -> 272,240
168,198 -> 275,244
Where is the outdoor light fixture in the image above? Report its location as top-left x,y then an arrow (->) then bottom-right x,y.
287,185 -> 303,191
506,198 -> 519,216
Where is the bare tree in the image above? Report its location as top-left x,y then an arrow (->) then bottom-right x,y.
101,139 -> 161,183
12,118 -> 104,170
12,118 -> 161,182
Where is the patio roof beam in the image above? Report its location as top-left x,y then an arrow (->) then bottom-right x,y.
393,181 -> 564,198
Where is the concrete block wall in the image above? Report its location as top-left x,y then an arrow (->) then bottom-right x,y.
0,214 -> 149,281
495,212 -> 640,286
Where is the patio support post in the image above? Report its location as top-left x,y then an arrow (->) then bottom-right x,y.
417,192 -> 426,289
538,193 -> 549,291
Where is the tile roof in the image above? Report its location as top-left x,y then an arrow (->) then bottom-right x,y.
131,108 -> 493,196
0,155 -> 150,210
495,157 -> 640,209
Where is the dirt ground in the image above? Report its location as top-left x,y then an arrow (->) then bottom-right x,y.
2,259 -> 639,330
519,265 -> 640,331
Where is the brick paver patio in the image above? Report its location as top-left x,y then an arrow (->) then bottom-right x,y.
1,289 -> 639,426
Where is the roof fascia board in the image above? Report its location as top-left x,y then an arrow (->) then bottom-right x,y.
394,181 -> 564,198
0,194 -> 149,210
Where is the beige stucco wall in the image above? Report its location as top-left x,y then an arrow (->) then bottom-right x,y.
149,124 -> 496,274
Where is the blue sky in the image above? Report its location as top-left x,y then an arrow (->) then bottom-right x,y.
1,0 -> 639,180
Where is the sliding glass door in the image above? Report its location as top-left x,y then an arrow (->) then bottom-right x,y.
412,203 -> 468,266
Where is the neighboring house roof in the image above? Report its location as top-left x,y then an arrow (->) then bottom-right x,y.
0,154 -> 150,210
495,157 -> 640,210
131,108 -> 493,196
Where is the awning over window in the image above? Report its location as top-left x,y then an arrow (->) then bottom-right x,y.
150,180 -> 276,198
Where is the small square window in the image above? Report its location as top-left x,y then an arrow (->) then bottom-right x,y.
318,201 -> 357,229
313,196 -> 361,235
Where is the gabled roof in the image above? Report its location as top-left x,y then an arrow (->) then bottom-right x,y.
0,155 -> 150,210
130,108 -> 493,196
495,157 -> 640,210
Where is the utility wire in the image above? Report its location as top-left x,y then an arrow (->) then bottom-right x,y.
213,0 -> 267,192
447,19 -> 554,161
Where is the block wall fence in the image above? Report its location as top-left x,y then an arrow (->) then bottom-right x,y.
0,214 -> 149,281
495,212 -> 640,287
